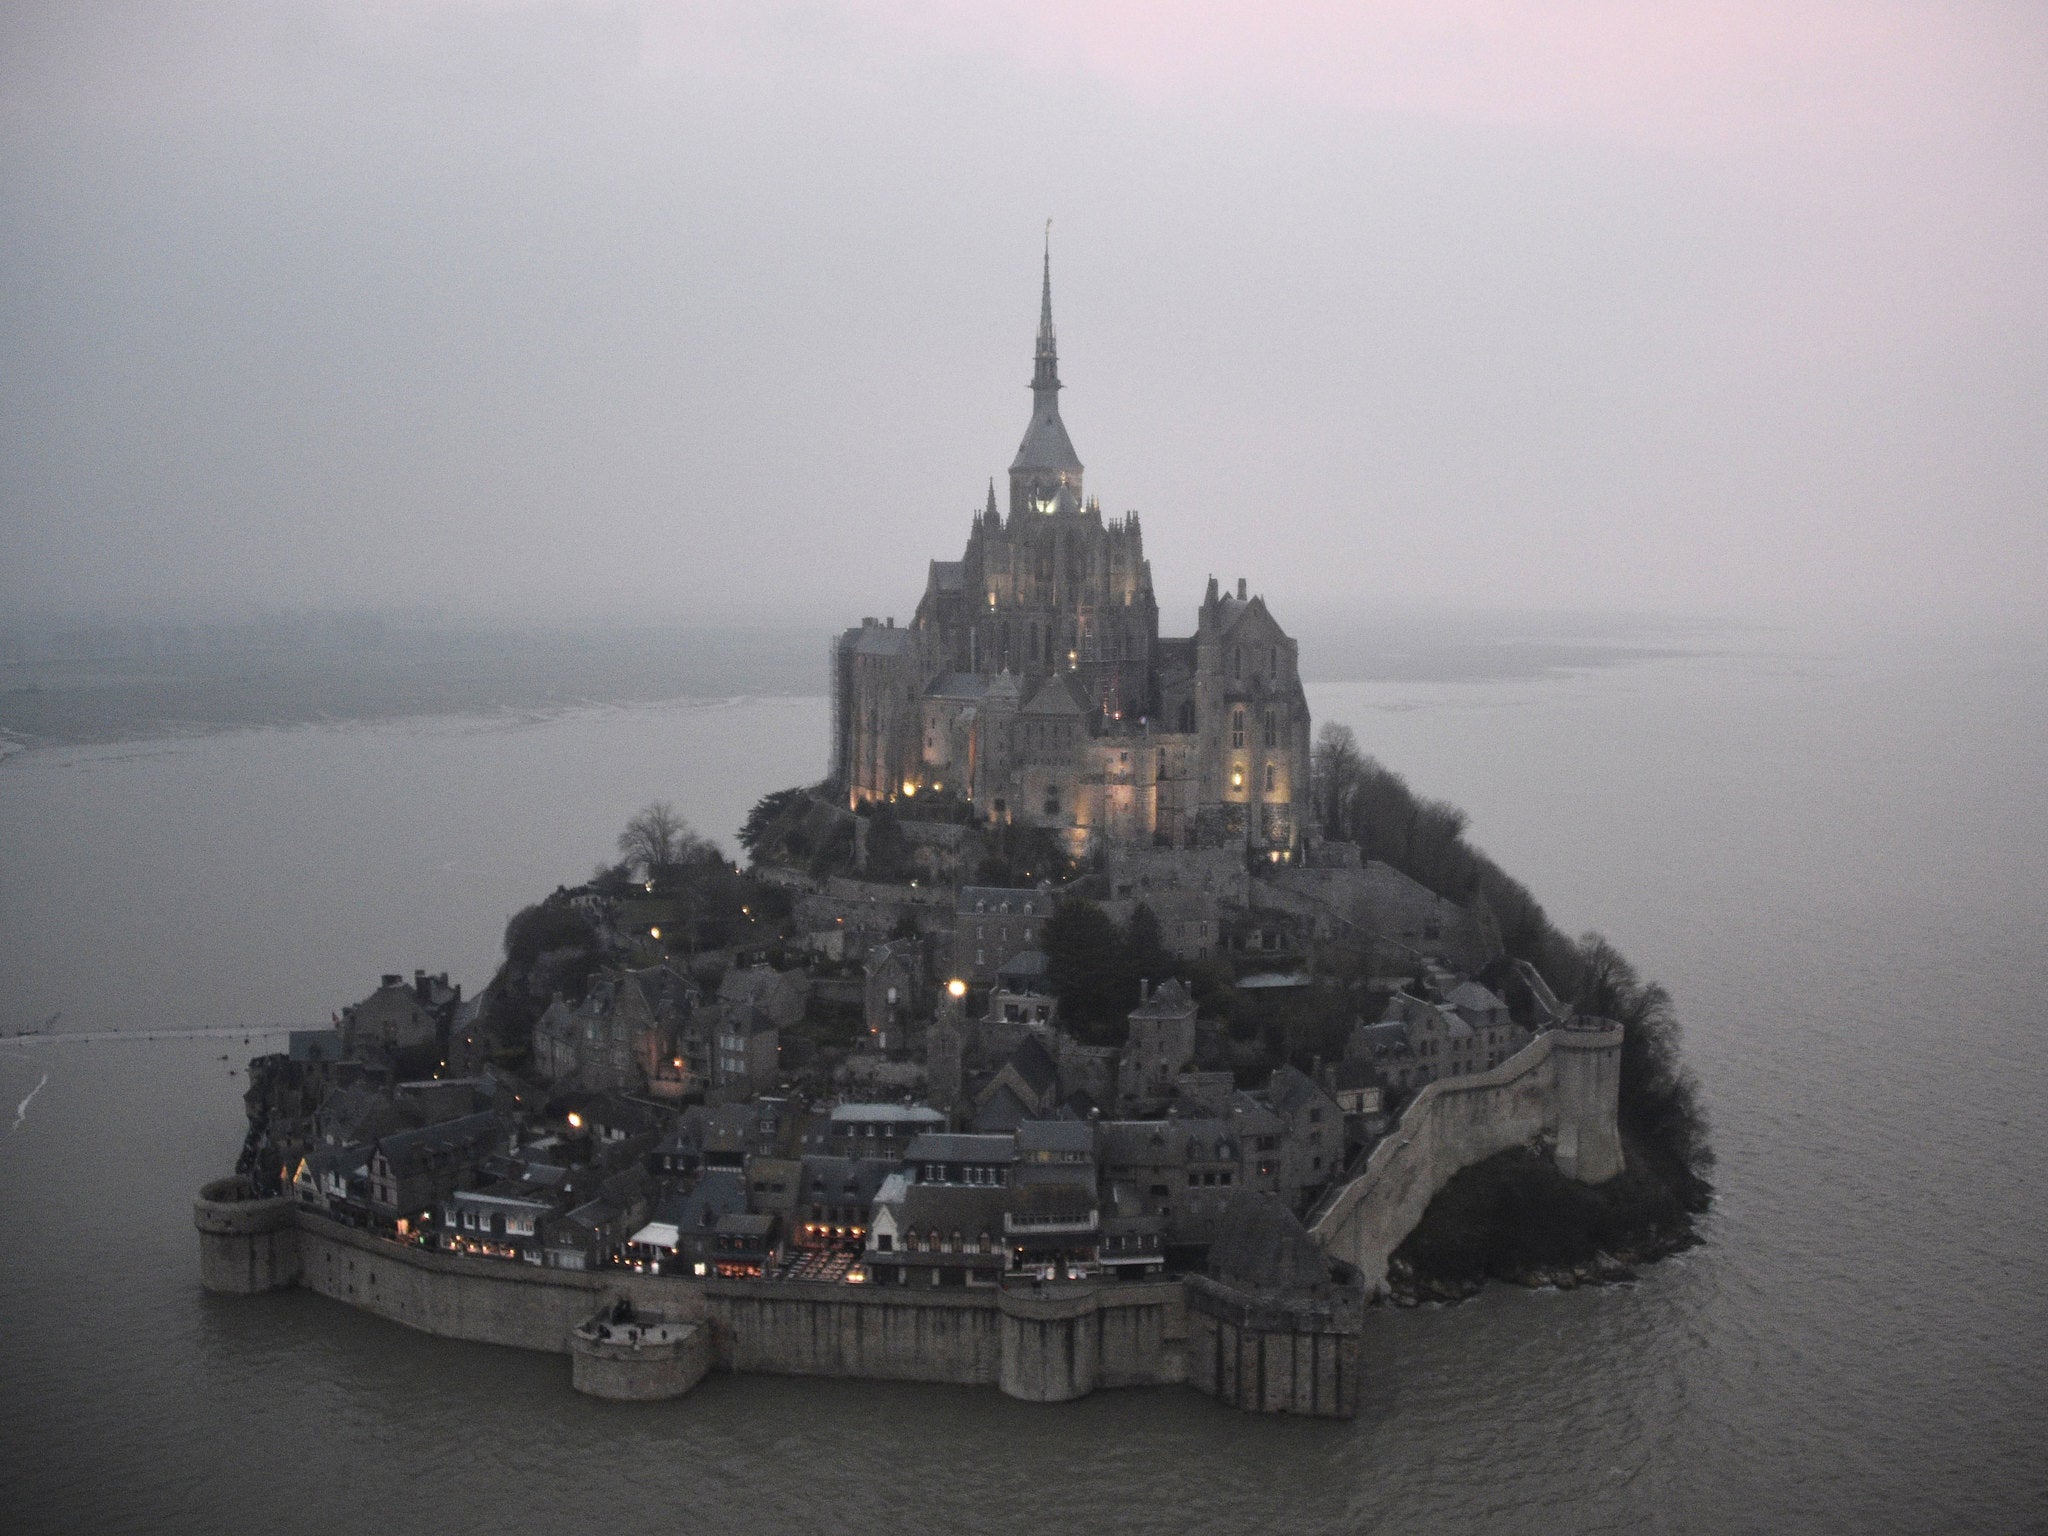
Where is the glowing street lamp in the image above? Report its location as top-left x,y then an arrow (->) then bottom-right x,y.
947,978 -> 968,1001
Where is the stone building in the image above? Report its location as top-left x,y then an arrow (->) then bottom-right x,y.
1344,972 -> 1531,1094
950,885 -> 1050,987
862,939 -> 926,1052
831,244 -> 1311,859
1118,979 -> 1199,1112
337,971 -> 461,1063
532,965 -> 698,1096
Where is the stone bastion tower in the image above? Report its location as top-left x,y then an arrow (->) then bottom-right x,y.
831,239 -> 1312,860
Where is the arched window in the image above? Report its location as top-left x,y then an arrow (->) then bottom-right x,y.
1265,762 -> 1277,793
950,1230 -> 963,1254
1231,647 -> 1241,679
1177,701 -> 1195,733
1263,709 -> 1277,748
1044,785 -> 1061,817
1231,709 -> 1246,749
978,1231 -> 992,1254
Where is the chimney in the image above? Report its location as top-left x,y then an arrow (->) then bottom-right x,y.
1237,577 -> 1247,601
381,973 -> 401,989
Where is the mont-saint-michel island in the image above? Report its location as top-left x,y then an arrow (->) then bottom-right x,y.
197,252 -> 1712,1418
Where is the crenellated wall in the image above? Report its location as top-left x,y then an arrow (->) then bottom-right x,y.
1309,1021 -> 1625,1293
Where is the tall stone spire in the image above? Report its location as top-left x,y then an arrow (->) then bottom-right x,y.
1011,219 -> 1083,513
1033,220 -> 1059,398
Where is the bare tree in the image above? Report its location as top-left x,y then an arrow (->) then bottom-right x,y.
1312,722 -> 1364,840
617,801 -> 687,877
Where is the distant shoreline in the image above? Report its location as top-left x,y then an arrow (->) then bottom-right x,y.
0,618 -> 1719,753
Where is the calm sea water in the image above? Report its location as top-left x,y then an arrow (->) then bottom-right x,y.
2,636 -> 2044,1535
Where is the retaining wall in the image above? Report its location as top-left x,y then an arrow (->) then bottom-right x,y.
570,1321 -> 713,1401
1309,1022 -> 1624,1292
210,1208 -> 1200,1404
194,1179 -> 300,1295
1184,1278 -> 1360,1418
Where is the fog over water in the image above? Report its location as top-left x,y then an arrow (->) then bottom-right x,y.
3,3 -> 2045,631
2,632 -> 2043,1534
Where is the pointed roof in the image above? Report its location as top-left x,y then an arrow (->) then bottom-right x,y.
1129,978 -> 1196,1020
1012,400 -> 1083,476
1012,225 -> 1083,478
1021,672 -> 1088,717
1207,1190 -> 1336,1292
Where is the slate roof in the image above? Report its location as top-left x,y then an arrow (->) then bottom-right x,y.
320,1083 -> 413,1146
799,1156 -> 896,1209
289,1029 -> 343,1063
970,1083 -> 1031,1134
1227,1094 -> 1286,1139
927,672 -> 990,701
1129,978 -> 1196,1019
904,1132 -> 1019,1165
829,1102 -> 946,1127
897,1182 -> 1012,1235
1010,1181 -> 1095,1221
1011,399 -> 1083,476
1016,1119 -> 1095,1156
1021,673 -> 1088,717
1263,1064 -> 1333,1119
1349,1021 -> 1411,1057
1006,1034 -> 1060,1100
373,1111 -> 501,1178
1206,1190 -> 1334,1293
997,950 -> 1050,983
303,1143 -> 369,1181
1326,1059 -> 1381,1092
957,886 -> 1045,916
1446,980 -> 1507,1019
658,1169 -> 747,1233
1095,1118 -> 1238,1166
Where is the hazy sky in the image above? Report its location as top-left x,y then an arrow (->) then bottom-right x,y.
3,1 -> 2043,633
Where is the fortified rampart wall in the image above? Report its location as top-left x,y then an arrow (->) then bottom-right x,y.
1310,1021 -> 1625,1293
193,1028 -> 1618,1413
197,1205 -> 1234,1407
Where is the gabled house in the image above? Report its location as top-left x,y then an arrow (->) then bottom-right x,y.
363,1111 -> 503,1234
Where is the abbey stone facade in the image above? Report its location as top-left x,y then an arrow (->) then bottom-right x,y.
831,250 -> 1311,859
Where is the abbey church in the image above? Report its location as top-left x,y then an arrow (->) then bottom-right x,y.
831,248 -> 1311,859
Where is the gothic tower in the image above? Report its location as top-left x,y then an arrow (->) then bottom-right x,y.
1009,228 -> 1085,520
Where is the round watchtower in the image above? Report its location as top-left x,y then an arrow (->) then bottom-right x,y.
1551,1018 -> 1626,1185
193,1176 -> 301,1294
